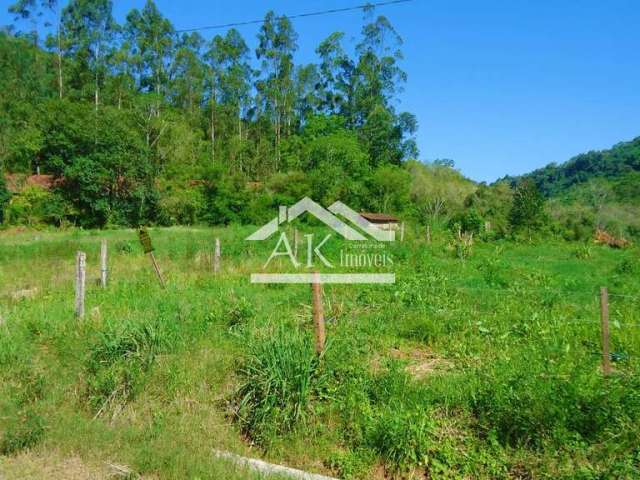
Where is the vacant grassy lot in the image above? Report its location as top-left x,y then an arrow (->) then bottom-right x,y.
1,226 -> 639,479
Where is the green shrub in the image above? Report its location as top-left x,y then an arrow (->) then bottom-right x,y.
477,258 -> 508,287
615,258 -> 637,275
115,240 -> 136,255
224,296 -> 255,329
573,244 -> 593,259
367,403 -> 435,473
4,185 -> 66,226
448,209 -> 484,235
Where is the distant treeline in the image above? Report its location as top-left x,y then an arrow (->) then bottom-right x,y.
503,137 -> 640,198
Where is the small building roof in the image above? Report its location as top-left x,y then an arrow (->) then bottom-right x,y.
360,212 -> 399,223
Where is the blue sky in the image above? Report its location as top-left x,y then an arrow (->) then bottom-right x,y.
2,0 -> 639,182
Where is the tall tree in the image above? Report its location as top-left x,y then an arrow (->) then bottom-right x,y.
125,0 -> 174,116
171,32 -> 205,115
509,180 -> 546,236
61,0 -> 116,110
354,12 -> 406,124
256,11 -> 298,170
316,31 -> 354,116
205,28 -> 253,164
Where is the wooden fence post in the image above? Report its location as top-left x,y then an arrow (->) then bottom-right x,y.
100,239 -> 108,288
149,252 -> 166,289
75,251 -> 86,318
214,238 -> 221,274
311,272 -> 325,355
600,287 -> 611,376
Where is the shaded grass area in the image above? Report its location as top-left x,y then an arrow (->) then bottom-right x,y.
0,226 -> 639,478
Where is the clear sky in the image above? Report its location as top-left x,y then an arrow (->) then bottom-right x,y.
2,0 -> 639,182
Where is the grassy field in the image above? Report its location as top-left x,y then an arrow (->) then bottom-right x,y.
0,226 -> 639,479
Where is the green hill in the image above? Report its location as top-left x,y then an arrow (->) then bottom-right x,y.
503,137 -> 640,239
504,136 -> 640,198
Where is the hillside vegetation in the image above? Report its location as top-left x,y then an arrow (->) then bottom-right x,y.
503,137 -> 640,240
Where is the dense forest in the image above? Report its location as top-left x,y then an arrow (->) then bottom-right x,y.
0,0 -> 423,227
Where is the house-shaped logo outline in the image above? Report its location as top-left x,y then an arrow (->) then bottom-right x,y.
246,197 -> 395,242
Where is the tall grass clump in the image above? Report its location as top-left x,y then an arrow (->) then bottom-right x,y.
233,327 -> 326,444
85,320 -> 167,414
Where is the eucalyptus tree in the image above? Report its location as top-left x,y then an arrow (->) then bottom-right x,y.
106,36 -> 136,110
256,11 -> 298,170
293,63 -> 321,127
316,31 -> 355,117
204,28 -> 253,164
171,32 -> 205,116
61,0 -> 116,110
354,13 -> 406,125
125,0 -> 175,116
353,12 -> 419,165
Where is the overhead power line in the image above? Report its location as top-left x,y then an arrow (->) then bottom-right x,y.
175,0 -> 413,33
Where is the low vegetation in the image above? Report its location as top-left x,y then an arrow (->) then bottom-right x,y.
1,226 -> 639,478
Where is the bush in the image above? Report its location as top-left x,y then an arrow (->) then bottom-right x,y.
448,209 -> 484,235
224,296 -> 255,329
0,169 -> 10,223
4,185 -> 66,226
471,357 -> 640,448
157,187 -> 203,226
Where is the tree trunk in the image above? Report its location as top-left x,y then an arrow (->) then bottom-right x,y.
94,44 -> 100,112
210,83 -> 216,165
57,12 -> 63,99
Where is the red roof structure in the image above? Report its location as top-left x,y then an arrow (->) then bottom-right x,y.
360,212 -> 399,223
6,174 -> 62,193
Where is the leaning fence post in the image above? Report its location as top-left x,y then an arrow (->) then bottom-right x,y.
214,238 -> 221,274
600,287 -> 611,377
311,272 -> 325,355
138,228 -> 166,289
75,251 -> 86,318
100,239 -> 108,288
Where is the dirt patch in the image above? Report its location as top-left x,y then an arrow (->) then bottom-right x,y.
0,451 -> 147,479
0,451 -> 108,479
9,287 -> 39,301
373,345 -> 453,380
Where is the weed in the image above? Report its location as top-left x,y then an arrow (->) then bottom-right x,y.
86,321 -> 164,414
367,403 -> 435,474
224,296 -> 255,329
0,408 -> 45,455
